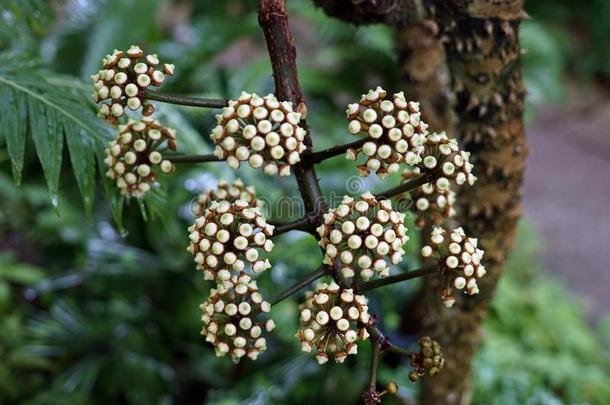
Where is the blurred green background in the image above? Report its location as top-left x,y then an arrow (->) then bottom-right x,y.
1,0 -> 609,404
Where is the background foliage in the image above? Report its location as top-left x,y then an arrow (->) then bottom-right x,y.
0,0 -> 609,404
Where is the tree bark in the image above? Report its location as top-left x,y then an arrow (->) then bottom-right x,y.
415,2 -> 527,404
395,18 -> 452,133
311,1 -> 528,404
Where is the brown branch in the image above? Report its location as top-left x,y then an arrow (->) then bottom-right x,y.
368,342 -> 381,390
258,0 -> 326,215
360,264 -> 437,292
273,216 -> 315,236
146,90 -> 227,108
312,0 -> 426,26
270,265 -> 327,306
311,137 -> 371,164
166,154 -> 220,163
374,172 -> 434,200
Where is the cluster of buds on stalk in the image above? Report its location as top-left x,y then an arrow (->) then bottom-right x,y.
345,86 -> 427,178
187,199 -> 274,281
88,43 -> 486,397
415,131 -> 477,188
422,227 -> 486,307
317,193 -> 408,281
91,45 -> 174,125
200,274 -> 275,362
211,92 -> 307,176
296,281 -> 370,364
104,118 -> 176,197
400,170 -> 456,228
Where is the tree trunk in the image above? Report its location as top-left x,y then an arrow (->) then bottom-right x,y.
395,19 -> 452,133
311,1 -> 528,403
415,2 -> 527,404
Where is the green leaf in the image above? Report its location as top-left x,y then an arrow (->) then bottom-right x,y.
0,54 -> 112,211
27,98 -> 64,205
96,150 -> 125,233
65,123 -> 96,216
0,87 -> 27,184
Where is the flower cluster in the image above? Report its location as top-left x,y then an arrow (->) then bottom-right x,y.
401,171 -> 456,228
297,281 -> 370,364
200,274 -> 275,362
317,193 -> 408,280
192,179 -> 261,217
408,336 -> 445,382
187,199 -> 274,281
91,45 -> 175,125
416,132 -> 477,189
345,86 -> 428,178
211,92 -> 307,176
104,118 -> 176,197
421,227 -> 486,307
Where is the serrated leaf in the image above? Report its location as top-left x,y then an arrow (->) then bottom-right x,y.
65,123 -> 96,216
96,150 -> 125,233
0,86 -> 27,184
27,98 -> 64,206
0,54 -> 112,212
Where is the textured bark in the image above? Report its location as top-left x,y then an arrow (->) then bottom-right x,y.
395,19 -> 452,133
416,2 -> 528,404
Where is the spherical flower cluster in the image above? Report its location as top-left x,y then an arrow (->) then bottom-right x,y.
297,281 -> 370,364
417,132 -> 477,188
408,336 -> 445,382
317,192 -> 408,280
192,179 -> 261,217
401,171 -> 456,228
211,92 -> 307,176
421,226 -> 486,307
345,86 -> 428,178
200,274 -> 275,362
91,45 -> 175,125
187,199 -> 274,281
104,118 -> 176,197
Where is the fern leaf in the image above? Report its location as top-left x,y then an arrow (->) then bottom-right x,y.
0,55 -> 112,211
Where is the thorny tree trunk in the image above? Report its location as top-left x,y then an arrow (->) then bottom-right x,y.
415,2 -> 528,404
395,19 -> 452,133
313,1 -> 528,404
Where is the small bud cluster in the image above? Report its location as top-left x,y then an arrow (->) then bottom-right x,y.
408,336 -> 445,382
416,132 -> 477,188
401,171 -> 456,228
317,193 -> 408,281
345,86 -> 428,178
193,179 -> 261,217
421,227 -> 486,307
211,92 -> 307,176
297,281 -> 370,364
91,45 -> 175,125
187,199 -> 274,281
200,274 -> 275,362
104,118 -> 176,197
